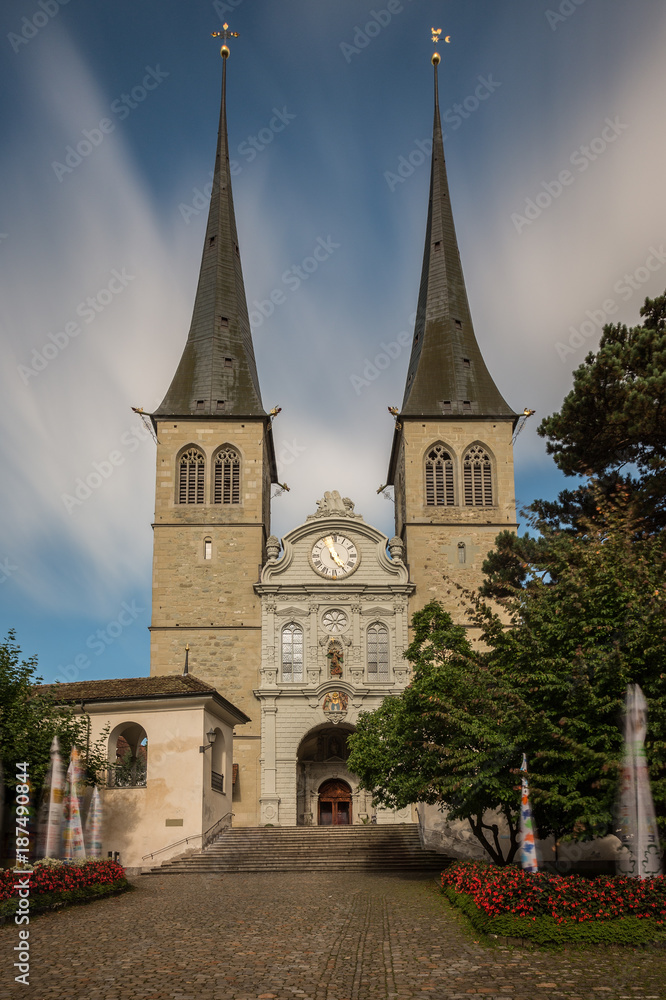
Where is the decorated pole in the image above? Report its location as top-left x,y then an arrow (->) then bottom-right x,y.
616,684 -> 662,878
37,736 -> 65,859
85,785 -> 103,858
62,746 -> 86,861
520,753 -> 538,873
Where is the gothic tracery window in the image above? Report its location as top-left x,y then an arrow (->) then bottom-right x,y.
281,624 -> 303,683
213,446 -> 241,504
425,444 -> 455,506
178,447 -> 205,504
463,445 -> 493,506
367,623 -> 389,681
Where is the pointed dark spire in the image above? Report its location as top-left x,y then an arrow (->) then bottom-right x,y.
154,55 -> 266,419
400,59 -> 515,419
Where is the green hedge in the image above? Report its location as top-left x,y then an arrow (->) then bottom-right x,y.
442,886 -> 666,947
0,879 -> 130,922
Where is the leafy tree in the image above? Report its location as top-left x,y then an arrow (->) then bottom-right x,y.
349,497 -> 666,859
0,630 -> 110,793
493,495 -> 666,840
483,293 -> 666,599
348,603 -> 524,865
540,292 -> 666,529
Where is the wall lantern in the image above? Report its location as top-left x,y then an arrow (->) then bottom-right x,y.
199,728 -> 217,753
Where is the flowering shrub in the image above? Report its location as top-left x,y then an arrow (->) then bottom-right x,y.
442,860 -> 666,924
0,859 -> 126,903
441,861 -> 666,946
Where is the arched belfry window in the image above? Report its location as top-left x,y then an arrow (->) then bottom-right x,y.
463,445 -> 493,506
367,623 -> 389,681
425,444 -> 455,506
108,723 -> 148,787
213,446 -> 240,504
178,447 -> 205,504
282,624 -> 303,683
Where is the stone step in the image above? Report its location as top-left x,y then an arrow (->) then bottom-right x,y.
156,858 -> 448,872
143,823 -> 450,875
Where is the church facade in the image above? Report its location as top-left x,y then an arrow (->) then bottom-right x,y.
148,50 -> 518,829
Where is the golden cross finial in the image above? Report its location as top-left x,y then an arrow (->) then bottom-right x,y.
211,22 -> 239,58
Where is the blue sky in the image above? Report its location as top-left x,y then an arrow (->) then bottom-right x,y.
1,0 -> 665,684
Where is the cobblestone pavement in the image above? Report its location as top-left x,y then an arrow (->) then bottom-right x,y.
1,872 -> 665,999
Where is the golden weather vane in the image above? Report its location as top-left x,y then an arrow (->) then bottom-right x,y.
431,27 -> 452,65
211,22 -> 239,59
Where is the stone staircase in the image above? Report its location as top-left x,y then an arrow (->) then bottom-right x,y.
144,824 -> 451,875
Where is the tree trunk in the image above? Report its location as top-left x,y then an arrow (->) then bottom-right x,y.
468,813 -> 509,865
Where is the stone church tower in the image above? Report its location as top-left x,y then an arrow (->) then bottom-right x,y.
149,52 -> 277,825
147,50 -> 517,828
387,58 -> 518,625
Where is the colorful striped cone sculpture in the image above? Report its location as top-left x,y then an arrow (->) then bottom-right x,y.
85,785 -> 103,858
520,753 -> 538,873
62,746 -> 86,861
37,736 -> 65,859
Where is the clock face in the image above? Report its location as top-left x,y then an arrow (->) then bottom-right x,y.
310,534 -> 359,579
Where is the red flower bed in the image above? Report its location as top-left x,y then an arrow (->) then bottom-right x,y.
441,860 -> 666,925
0,859 -> 126,902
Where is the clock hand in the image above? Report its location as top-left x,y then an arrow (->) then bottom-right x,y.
324,536 -> 345,569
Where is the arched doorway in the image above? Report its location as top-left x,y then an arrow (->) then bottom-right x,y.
318,778 -> 352,826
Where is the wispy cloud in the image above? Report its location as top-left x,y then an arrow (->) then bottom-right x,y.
0,27 -> 188,614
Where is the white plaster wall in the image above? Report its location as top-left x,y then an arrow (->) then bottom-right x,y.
84,699 -> 235,869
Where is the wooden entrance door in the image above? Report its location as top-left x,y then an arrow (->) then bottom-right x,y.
318,779 -> 352,826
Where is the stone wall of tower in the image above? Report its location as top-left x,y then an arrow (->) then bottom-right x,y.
394,418 -> 517,626
150,417 -> 272,827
